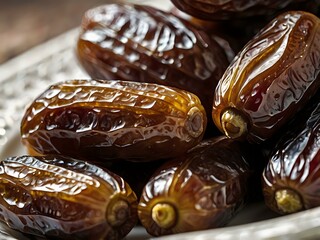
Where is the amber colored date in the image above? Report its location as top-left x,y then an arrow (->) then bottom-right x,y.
0,155 -> 138,239
212,11 -> 320,143
76,4 -> 229,121
170,0 -> 312,20
262,97 -> 320,215
20,79 -> 206,161
138,137 -> 251,236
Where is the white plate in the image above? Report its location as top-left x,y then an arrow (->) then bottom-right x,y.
1,1 -> 320,240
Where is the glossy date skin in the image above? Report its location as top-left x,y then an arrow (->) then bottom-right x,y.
76,3 -> 229,121
0,155 -> 138,240
138,137 -> 251,236
212,11 -> 320,143
262,96 -> 320,215
170,0 -> 312,20
20,79 -> 206,161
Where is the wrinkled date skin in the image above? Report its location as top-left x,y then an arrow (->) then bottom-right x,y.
138,137 -> 251,236
20,79 -> 207,161
212,11 -> 320,143
262,99 -> 320,215
76,4 -> 229,121
169,6 -> 237,62
171,1 -> 320,58
170,0 -> 312,20
0,155 -> 138,240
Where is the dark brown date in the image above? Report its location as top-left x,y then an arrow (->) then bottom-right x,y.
0,155 -> 138,239
212,11 -> 320,143
76,3 -> 229,123
20,79 -> 207,161
138,137 -> 251,236
170,0 -> 311,20
170,6 -> 237,63
262,97 -> 320,215
171,2 -> 320,59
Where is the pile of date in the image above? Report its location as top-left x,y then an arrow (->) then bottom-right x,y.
2,0 -> 320,239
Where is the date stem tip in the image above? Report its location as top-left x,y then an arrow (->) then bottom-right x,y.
221,108 -> 248,139
151,203 -> 177,229
275,189 -> 303,214
186,107 -> 205,138
107,199 -> 130,227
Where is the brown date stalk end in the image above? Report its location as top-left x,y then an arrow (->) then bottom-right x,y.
275,189 -> 303,214
151,203 -> 177,229
186,107 -> 206,138
221,108 -> 248,139
107,199 -> 130,227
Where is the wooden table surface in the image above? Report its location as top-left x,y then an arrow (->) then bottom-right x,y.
0,0 -> 109,64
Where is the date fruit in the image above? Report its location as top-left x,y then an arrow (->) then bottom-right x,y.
212,11 -> 320,143
262,97 -> 320,215
76,3 -> 229,121
170,0 -> 310,20
20,79 -> 206,161
0,155 -> 138,239
138,137 -> 251,236
170,6 -> 237,63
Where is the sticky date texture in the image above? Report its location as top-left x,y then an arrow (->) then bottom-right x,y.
138,137 -> 251,236
212,11 -> 320,143
77,4 -> 229,117
20,79 -> 206,161
0,155 -> 138,239
262,99 -> 320,214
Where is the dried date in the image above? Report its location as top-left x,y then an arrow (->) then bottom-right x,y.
212,11 -> 320,143
138,137 -> 251,236
262,96 -> 320,215
0,155 -> 138,239
76,3 -> 229,124
20,79 -> 206,161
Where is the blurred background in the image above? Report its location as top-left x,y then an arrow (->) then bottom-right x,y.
0,0 -> 109,64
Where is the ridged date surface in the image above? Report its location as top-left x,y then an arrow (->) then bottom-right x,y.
212,11 -> 320,143
138,137 -> 251,236
0,155 -> 138,239
170,0 -> 298,20
262,99 -> 320,215
20,79 -> 206,161
76,3 -> 229,118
